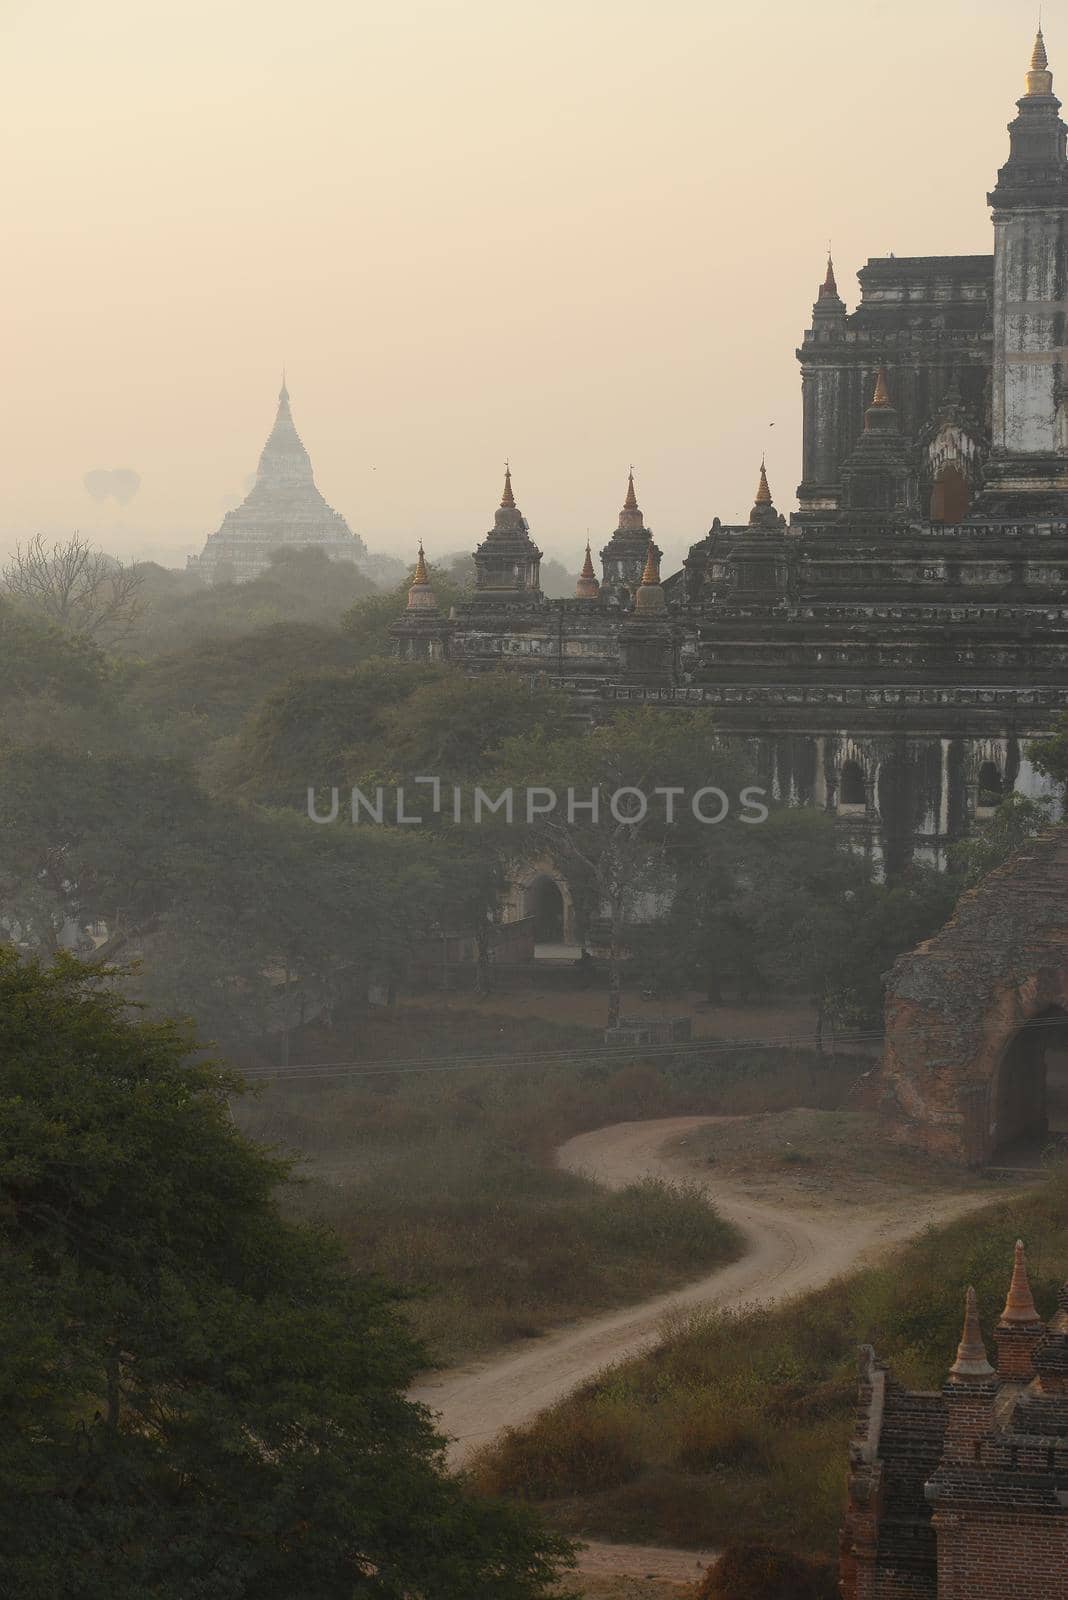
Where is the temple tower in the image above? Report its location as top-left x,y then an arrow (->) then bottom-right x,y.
471,467 -> 543,600
390,545 -> 448,660
191,378 -> 366,582
797,256 -> 849,516
982,31 -> 1068,510
600,471 -> 660,600
838,369 -> 919,521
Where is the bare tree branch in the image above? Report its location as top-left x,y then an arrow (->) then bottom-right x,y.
2,533 -> 145,643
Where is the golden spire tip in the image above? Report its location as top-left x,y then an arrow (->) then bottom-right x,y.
1000,1239 -> 1042,1325
624,469 -> 639,512
949,1286 -> 995,1380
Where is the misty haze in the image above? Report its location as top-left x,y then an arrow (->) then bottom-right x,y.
1,6 -> 1067,1600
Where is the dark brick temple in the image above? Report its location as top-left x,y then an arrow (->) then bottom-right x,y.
393,32 -> 1068,873
840,1244 -> 1068,1598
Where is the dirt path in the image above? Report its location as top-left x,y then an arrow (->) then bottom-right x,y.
411,1115 -> 998,1586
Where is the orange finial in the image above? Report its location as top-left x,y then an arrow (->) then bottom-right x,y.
1026,29 -> 1053,95
640,540 -> 659,586
755,457 -> 773,506
949,1287 -> 995,1381
412,543 -> 429,586
1000,1240 -> 1042,1325
624,468 -> 639,512
580,541 -> 596,580
872,367 -> 891,408
501,463 -> 516,509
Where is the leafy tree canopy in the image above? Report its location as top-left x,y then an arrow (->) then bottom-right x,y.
1029,715 -> 1068,800
947,791 -> 1055,890
0,951 -> 576,1598
0,597 -> 110,707
127,621 -> 369,747
123,548 -> 377,660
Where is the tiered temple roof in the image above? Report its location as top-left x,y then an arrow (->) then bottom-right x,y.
191,380 -> 366,582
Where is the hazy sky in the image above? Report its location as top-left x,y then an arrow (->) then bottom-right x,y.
0,0 -> 1045,571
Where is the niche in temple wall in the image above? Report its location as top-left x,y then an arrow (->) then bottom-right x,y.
923,411 -> 984,524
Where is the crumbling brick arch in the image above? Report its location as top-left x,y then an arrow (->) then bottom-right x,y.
502,858 -> 578,946
881,830 -> 1068,1165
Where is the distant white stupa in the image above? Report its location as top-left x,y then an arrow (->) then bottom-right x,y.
190,378 -> 367,582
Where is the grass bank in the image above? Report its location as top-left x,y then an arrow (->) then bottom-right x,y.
470,1164 -> 1068,1556
234,1006 -> 865,1360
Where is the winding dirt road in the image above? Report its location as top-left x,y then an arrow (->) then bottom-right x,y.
411,1116 -> 997,1585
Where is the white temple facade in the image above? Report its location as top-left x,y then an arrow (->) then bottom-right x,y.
190,380 -> 366,582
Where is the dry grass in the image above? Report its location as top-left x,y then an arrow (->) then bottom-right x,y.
469,1164 -> 1068,1557
572,1580 -> 693,1599
232,1007 -> 864,1361
675,1108 -> 981,1206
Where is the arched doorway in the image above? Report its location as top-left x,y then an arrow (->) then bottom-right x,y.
524,875 -> 566,943
877,754 -> 919,877
840,759 -> 867,807
990,1005 -> 1068,1164
977,761 -> 1003,809
929,463 -> 970,524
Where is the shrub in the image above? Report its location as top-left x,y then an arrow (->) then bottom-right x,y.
696,1543 -> 838,1600
669,1403 -> 771,1474
470,1399 -> 642,1498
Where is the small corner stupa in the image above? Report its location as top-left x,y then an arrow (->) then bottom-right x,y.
190,377 -> 367,582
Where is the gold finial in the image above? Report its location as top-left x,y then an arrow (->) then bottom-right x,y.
755,457 -> 772,505
501,463 -> 516,509
1000,1240 -> 1042,1325
624,468 -> 639,512
575,539 -> 600,598
949,1287 -> 995,1381
412,543 -> 429,586
639,540 -> 660,586
872,367 -> 891,408
1026,28 -> 1054,94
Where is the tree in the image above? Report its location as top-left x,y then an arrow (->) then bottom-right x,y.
948,791 -> 1054,889
234,659 -> 439,807
495,710 -> 756,1027
0,744 -> 450,1044
1029,715 -> 1068,805
0,596 -> 109,706
0,950 -> 576,1598
3,533 -> 145,643
127,621 -> 370,749
377,673 -> 569,785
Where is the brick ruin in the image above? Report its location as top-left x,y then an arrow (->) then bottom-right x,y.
391,31 -> 1068,873
881,829 -> 1068,1167
840,1245 -> 1068,1599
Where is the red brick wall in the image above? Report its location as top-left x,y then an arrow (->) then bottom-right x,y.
934,1510 -> 1068,1598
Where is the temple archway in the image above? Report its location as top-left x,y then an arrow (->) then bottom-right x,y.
881,830 -> 1068,1166
989,1005 -> 1068,1164
840,759 -> 867,807
524,875 -> 566,943
929,462 -> 970,525
503,860 -> 577,946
